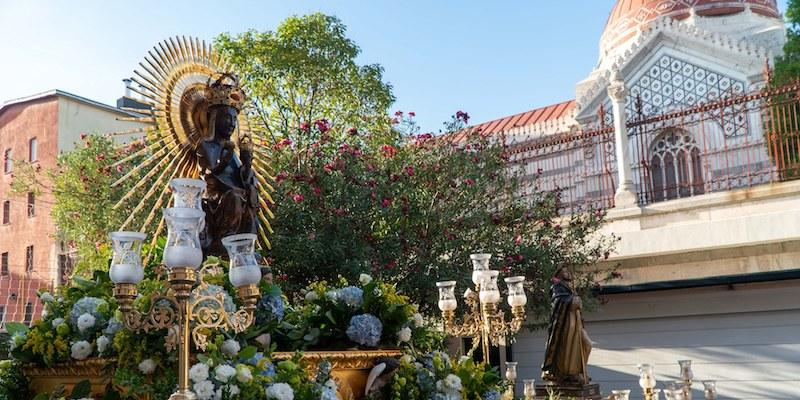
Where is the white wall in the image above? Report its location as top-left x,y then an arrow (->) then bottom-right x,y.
513,280 -> 800,400
57,96 -> 146,152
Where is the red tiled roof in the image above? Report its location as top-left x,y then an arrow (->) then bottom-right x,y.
467,100 -> 576,137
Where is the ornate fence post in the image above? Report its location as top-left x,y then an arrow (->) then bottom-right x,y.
607,69 -> 639,208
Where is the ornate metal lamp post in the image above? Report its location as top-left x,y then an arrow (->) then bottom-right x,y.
436,253 -> 528,361
110,178 -> 262,400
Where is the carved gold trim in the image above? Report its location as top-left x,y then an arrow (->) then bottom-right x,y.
272,350 -> 403,370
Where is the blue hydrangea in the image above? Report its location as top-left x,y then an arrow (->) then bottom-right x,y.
321,387 -> 337,400
260,361 -> 276,378
316,360 -> 332,382
103,316 -> 123,337
70,297 -> 109,328
335,286 -> 363,308
483,390 -> 502,400
191,285 -> 235,313
421,351 -> 451,371
246,351 -> 264,366
346,314 -> 382,347
256,293 -> 285,325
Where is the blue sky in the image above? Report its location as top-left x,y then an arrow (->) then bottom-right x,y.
0,1 -> 789,132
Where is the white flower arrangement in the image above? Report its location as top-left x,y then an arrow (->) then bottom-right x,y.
221,339 -> 241,357
138,358 -> 156,375
193,380 -> 215,400
96,335 -> 111,354
214,364 -> 237,383
216,385 -> 240,399
77,313 -> 96,333
397,326 -> 412,342
266,382 -> 294,400
412,313 -> 424,328
189,362 -> 210,383
236,364 -> 253,383
70,340 -> 93,360
359,273 -> 373,285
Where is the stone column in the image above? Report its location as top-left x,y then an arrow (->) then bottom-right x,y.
607,71 -> 638,208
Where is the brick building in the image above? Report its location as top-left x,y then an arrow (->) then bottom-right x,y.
0,90 -> 144,326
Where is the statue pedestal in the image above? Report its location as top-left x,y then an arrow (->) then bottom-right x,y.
535,383 -> 602,400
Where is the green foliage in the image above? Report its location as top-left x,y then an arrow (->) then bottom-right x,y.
0,359 -> 31,400
215,13 -> 395,139
774,0 -> 800,84
265,113 -> 616,325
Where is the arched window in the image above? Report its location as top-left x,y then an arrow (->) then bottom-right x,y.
649,130 -> 704,202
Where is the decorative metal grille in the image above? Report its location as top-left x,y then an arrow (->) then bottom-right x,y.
603,54 -> 749,137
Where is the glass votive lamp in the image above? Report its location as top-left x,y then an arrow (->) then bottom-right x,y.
523,379 -> 535,399
505,361 -> 518,381
678,360 -> 694,382
505,276 -> 527,307
479,270 -> 501,304
222,233 -> 262,287
470,253 -> 491,286
637,363 -> 657,390
612,390 -> 631,400
436,281 -> 458,312
702,381 -> 716,400
109,231 -> 147,284
162,207 -> 205,269
169,178 -> 206,209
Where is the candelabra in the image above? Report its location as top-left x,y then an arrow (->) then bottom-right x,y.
678,360 -> 694,400
503,361 -> 518,400
110,178 -> 262,400
436,253 -> 528,363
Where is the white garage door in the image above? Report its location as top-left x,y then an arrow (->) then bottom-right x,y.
512,280 -> 800,400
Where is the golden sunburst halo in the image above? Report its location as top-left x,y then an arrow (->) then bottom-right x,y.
107,36 -> 275,253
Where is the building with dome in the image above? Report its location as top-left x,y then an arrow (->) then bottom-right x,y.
468,1 -> 800,398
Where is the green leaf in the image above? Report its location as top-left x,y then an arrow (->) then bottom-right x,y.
70,380 -> 92,399
4,322 -> 29,336
197,354 -> 210,364
325,310 -> 336,324
238,345 -> 257,361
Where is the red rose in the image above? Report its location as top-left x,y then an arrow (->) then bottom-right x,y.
348,127 -> 358,136
314,119 -> 330,133
408,112 -> 416,117
394,110 -> 403,116
313,186 -> 322,195
464,179 -> 475,186
404,165 -> 414,176
381,144 -> 397,157
381,198 -> 392,208
300,122 -> 310,131
292,194 -> 305,203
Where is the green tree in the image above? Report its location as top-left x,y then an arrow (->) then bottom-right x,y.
11,135 -> 149,276
774,0 -> 800,84
215,13 -> 395,140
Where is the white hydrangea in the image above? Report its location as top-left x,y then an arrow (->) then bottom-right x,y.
189,363 -> 210,383
193,380 -> 215,400
97,335 -> 111,354
77,313 -> 96,333
236,364 -> 253,383
51,317 -> 65,329
138,358 -> 156,374
359,273 -> 373,285
412,313 -> 424,328
214,364 -> 237,383
304,291 -> 318,302
266,382 -> 294,400
397,326 -> 412,343
325,379 -> 337,391
221,339 -> 241,357
71,340 -> 93,360
40,292 -> 55,303
444,373 -> 462,391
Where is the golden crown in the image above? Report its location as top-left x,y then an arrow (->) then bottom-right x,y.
206,73 -> 245,111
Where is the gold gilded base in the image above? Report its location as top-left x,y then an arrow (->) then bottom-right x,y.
168,390 -> 197,400
23,359 -> 113,398
168,267 -> 197,298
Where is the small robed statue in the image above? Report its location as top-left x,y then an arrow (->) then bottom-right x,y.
196,74 -> 259,257
538,266 -> 601,399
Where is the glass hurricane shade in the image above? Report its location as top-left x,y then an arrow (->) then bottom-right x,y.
436,281 -> 457,311
505,276 -> 527,307
109,231 -> 147,284
678,360 -> 694,381
470,253 -> 492,285
162,207 -> 205,269
169,178 -> 206,209
523,379 -> 535,397
612,390 -> 631,400
222,233 -> 262,287
505,361 -> 518,381
637,364 -> 657,389
479,270 -> 501,304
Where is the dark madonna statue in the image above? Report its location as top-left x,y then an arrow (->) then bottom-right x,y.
541,266 -> 593,385
196,74 -> 259,257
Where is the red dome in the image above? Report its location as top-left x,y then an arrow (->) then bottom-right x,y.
602,0 -> 780,52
